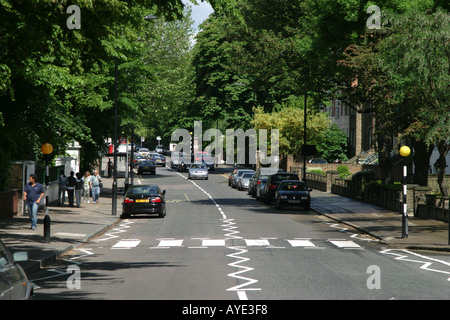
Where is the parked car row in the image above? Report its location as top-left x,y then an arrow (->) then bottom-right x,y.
228,167 -> 311,210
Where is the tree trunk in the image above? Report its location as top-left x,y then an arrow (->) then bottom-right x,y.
435,140 -> 449,196
412,139 -> 432,186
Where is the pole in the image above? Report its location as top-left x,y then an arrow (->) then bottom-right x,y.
43,155 -> 51,243
402,157 -> 408,238
112,57 -> 118,216
303,93 -> 307,182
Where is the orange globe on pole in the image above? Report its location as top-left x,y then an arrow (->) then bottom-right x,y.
41,143 -> 53,155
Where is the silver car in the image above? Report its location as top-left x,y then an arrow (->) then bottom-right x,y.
237,172 -> 254,191
231,169 -> 254,188
188,163 -> 208,180
0,240 -> 33,300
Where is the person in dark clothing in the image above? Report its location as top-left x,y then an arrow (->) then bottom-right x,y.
67,171 -> 76,207
23,174 -> 45,230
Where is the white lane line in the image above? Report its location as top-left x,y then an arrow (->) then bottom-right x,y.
175,170 -> 260,300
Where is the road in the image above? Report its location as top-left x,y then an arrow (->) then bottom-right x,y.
30,165 -> 450,301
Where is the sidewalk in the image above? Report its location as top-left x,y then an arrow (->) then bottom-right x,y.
0,173 -> 448,277
310,189 -> 450,252
0,177 -> 122,274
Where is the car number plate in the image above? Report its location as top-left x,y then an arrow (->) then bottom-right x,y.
143,166 -> 149,169
136,199 -> 149,203
289,200 -> 300,204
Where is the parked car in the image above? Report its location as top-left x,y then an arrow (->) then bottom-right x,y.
275,180 -> 311,210
155,145 -> 167,155
309,158 -> 328,164
188,163 -> 208,180
228,169 -> 239,186
0,240 -> 34,300
121,184 -> 166,218
231,169 -> 255,188
131,154 -> 147,167
255,177 -> 269,201
136,160 -> 156,175
248,167 -> 280,196
263,172 -> 299,204
138,148 -> 151,157
237,172 -> 254,191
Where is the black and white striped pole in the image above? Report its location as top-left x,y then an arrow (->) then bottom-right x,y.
399,145 -> 411,238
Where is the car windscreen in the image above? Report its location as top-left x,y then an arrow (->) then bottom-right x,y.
280,182 -> 307,191
272,174 -> 298,182
127,187 -> 158,195
242,173 -> 253,178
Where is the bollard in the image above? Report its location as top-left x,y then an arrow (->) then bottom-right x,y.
43,213 -> 51,243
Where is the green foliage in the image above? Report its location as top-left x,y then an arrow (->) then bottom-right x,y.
337,165 -> 351,179
313,123 -> 349,163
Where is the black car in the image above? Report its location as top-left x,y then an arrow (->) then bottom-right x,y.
275,180 -> 311,210
121,184 -> 166,218
263,172 -> 299,204
137,160 -> 156,175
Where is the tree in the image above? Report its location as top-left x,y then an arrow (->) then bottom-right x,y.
252,96 -> 330,157
313,123 -> 350,163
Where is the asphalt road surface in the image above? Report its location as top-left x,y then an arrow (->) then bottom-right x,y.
30,165 -> 450,301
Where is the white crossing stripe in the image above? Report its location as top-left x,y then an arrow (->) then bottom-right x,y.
158,239 -> 183,247
202,239 -> 226,246
287,239 -> 316,247
245,239 -> 271,246
142,238 -> 363,249
329,240 -> 361,248
112,239 -> 141,249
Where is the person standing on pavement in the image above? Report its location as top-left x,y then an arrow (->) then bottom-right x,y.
23,174 -> 45,230
82,171 -> 91,204
90,170 -> 103,204
66,171 -> 76,207
75,172 -> 84,207
57,171 -> 67,206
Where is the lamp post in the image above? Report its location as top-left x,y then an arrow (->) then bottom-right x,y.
112,14 -> 158,216
399,145 -> 411,238
41,143 -> 53,243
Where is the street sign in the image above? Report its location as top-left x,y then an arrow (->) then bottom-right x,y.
119,136 -> 127,144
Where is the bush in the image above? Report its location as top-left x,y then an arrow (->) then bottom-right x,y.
337,165 -> 351,179
306,167 -> 326,175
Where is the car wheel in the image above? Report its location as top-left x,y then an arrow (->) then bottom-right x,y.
120,212 -> 131,219
275,200 -> 282,210
303,202 -> 310,211
159,207 -> 166,218
264,195 -> 270,205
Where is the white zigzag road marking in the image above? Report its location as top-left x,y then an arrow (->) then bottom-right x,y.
226,246 -> 261,291
176,170 -> 259,299
94,220 -> 134,242
221,218 -> 243,240
381,249 -> 450,281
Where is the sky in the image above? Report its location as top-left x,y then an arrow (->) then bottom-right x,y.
184,0 -> 214,32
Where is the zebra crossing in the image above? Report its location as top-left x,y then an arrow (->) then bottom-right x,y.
110,237 -> 364,250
